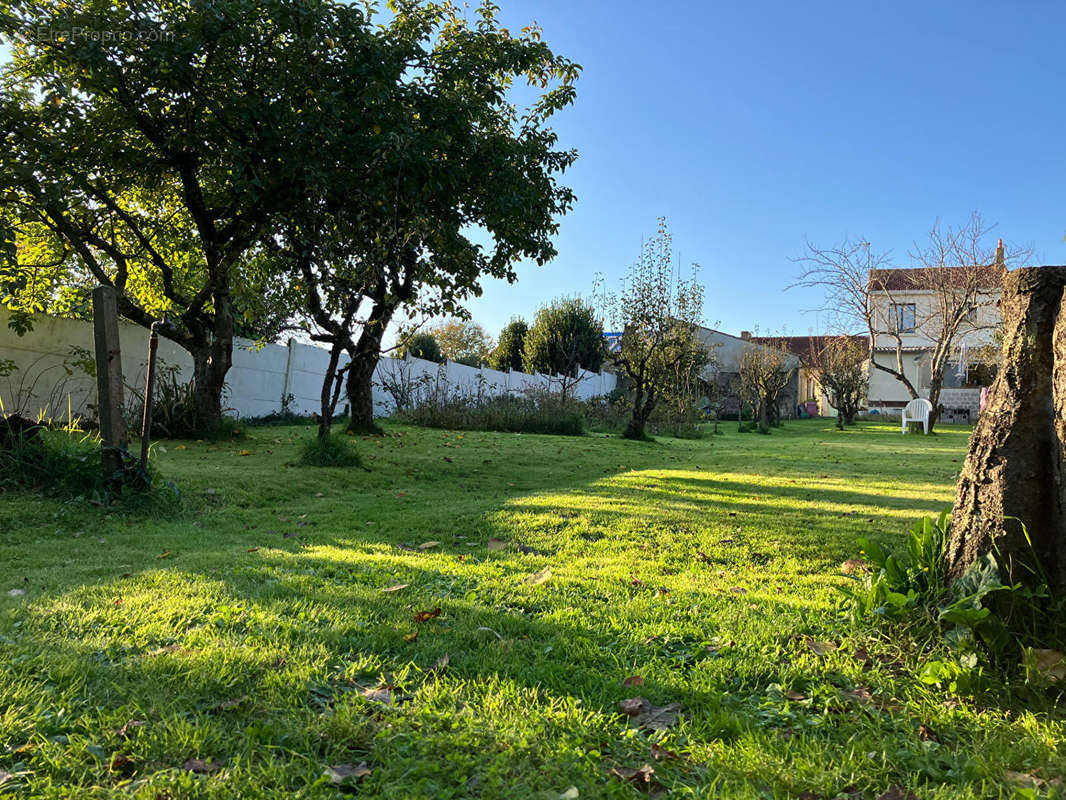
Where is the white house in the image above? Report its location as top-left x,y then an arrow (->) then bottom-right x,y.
866,242 -> 1005,422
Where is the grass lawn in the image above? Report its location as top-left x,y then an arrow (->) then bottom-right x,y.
1,419 -> 1063,798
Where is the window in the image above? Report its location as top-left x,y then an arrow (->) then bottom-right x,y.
890,303 -> 916,333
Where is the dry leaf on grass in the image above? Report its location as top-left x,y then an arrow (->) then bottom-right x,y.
109,754 -> 135,773
182,758 -> 221,775
211,695 -> 249,712
841,557 -> 869,575
327,761 -> 372,788
524,567 -> 552,586
417,541 -> 440,550
804,637 -> 838,656
618,696 -> 681,731
487,538 -> 508,550
609,764 -> 664,795
382,583 -> 409,593
622,675 -> 644,687
785,689 -> 807,701
414,608 -> 441,623
876,787 -> 918,800
0,770 -> 12,786
115,719 -> 146,739
650,742 -> 678,761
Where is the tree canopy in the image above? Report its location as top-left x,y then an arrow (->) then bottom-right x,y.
523,298 -> 603,377
490,317 -> 528,372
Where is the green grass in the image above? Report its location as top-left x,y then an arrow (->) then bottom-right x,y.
0,420 -> 1062,798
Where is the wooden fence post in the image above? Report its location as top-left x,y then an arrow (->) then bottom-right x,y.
92,286 -> 127,478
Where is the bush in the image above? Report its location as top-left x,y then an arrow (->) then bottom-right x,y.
128,365 -> 243,440
0,423 -> 179,509
299,434 -> 364,467
398,390 -> 585,436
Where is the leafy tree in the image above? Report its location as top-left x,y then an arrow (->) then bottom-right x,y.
396,332 -> 443,364
600,219 -> 708,439
0,0 -> 362,424
489,317 -> 528,372
326,1 -> 580,433
807,335 -> 867,429
427,319 -> 494,367
523,298 -> 603,390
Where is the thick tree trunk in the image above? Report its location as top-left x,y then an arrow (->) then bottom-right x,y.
927,372 -> 944,433
947,266 -> 1066,594
318,342 -> 345,439
625,385 -> 655,439
345,312 -> 391,435
758,396 -> 769,434
188,294 -> 234,426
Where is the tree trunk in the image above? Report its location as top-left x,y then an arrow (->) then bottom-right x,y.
758,397 -> 769,434
625,384 -> 655,439
318,341 -> 345,439
345,311 -> 391,435
927,371 -> 944,433
189,294 -> 234,427
191,347 -> 222,424
947,266 -> 1066,594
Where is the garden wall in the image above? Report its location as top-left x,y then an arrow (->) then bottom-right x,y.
0,310 -> 616,422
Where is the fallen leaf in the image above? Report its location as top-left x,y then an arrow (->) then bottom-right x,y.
115,720 -> 146,739
841,557 -> 869,575
622,675 -> 644,687
876,787 -> 918,800
211,695 -> 249,712
618,696 -> 681,731
238,450 -> 252,456
729,586 -> 747,594
418,541 -> 440,550
109,754 -> 134,773
327,762 -> 372,788
853,647 -> 870,664
917,723 -> 939,742
650,742 -> 678,761
430,654 -> 450,673
414,608 -> 442,622
403,632 -> 418,643
182,758 -> 221,775
382,583 -> 409,593
0,770 -> 12,786
1029,648 -> 1066,682
695,551 -> 712,563
487,538 -> 508,550
557,787 -> 579,799
157,550 -> 171,559
524,567 -> 552,586
608,763 -> 662,794
804,637 -> 838,656
6,588 -> 25,597
247,547 -> 258,553
785,689 -> 807,701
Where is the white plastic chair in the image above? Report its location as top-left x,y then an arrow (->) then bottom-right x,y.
901,398 -> 932,434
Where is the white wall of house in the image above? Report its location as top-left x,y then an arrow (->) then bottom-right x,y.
0,309 -> 616,423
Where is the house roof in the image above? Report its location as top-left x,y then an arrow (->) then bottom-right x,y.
749,334 -> 867,365
868,265 -> 1006,292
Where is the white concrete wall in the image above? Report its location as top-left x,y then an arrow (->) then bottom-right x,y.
0,310 -> 616,422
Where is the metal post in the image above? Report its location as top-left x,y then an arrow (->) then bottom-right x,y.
140,319 -> 162,471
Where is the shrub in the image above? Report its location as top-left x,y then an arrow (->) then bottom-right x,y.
489,317 -> 528,372
523,298 -> 604,376
299,434 -> 364,467
398,390 -> 585,436
128,365 -> 243,440
0,423 -> 179,509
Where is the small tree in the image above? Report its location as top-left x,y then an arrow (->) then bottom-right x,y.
737,340 -> 795,434
523,298 -> 604,395
427,319 -> 494,367
807,335 -> 867,429
600,219 -> 708,439
490,317 -> 528,372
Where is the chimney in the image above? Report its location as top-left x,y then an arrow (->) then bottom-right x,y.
994,238 -> 1006,270
740,330 -> 752,341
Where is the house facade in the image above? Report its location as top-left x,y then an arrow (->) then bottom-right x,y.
865,252 -> 1005,422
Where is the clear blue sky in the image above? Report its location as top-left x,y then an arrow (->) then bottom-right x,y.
5,2 -> 1065,340
468,0 -> 1066,338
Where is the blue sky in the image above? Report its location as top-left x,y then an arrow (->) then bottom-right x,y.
468,0 -> 1066,338
5,2 -> 1065,340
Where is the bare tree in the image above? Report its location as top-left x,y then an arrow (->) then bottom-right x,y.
794,213 -> 1027,433
737,339 -> 795,434
807,335 -> 867,430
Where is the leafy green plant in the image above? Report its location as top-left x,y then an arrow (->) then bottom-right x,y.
299,434 -> 364,468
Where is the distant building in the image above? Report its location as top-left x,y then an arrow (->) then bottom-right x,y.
866,244 -> 1005,422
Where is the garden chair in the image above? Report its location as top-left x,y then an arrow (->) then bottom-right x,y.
901,398 -> 932,434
